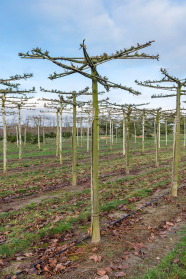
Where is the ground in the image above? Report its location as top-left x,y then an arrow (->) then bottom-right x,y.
0,135 -> 186,278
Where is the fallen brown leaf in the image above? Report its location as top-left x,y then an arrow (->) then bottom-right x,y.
97,268 -> 106,276
113,272 -> 126,277
95,275 -> 109,279
123,263 -> 129,269
89,255 -> 102,263
173,258 -> 180,264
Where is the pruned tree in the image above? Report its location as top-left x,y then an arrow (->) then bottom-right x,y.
19,39 -> 159,243
136,68 -> 186,196
7,98 -> 37,159
0,73 -> 35,172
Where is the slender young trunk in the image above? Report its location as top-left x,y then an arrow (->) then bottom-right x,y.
134,122 -> 136,144
184,117 -> 185,147
81,117 -> 83,147
16,125 -> 19,147
91,67 -> 100,243
116,126 -> 117,143
38,119 -> 40,149
87,113 -> 89,152
123,112 -> 125,155
112,122 -> 113,146
43,128 -> 45,145
56,112 -> 59,155
59,104 -> 63,164
154,121 -> 156,145
159,122 -> 160,149
72,93 -> 77,186
142,113 -> 145,152
110,116 -> 112,150
18,106 -> 22,159
156,111 -> 160,167
170,85 -> 181,196
24,127 -> 26,145
2,93 -> 7,173
126,112 -> 130,174
98,119 -> 99,151
165,120 -> 167,146
106,121 -> 107,145
77,121 -> 79,146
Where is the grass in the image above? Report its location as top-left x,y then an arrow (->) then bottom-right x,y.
142,226 -> 186,279
0,135 -> 186,265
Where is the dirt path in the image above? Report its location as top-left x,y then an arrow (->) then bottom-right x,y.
0,184 -> 85,213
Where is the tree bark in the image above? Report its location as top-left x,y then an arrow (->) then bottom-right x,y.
56,112 -> 59,155
156,111 -> 160,167
123,112 -> 125,155
81,117 -> 83,147
16,125 -> 18,147
134,122 -> 136,144
43,128 -> 45,145
126,110 -> 130,174
72,93 -> 77,186
38,119 -> 40,149
184,117 -> 185,147
110,115 -> 112,150
59,104 -> 63,164
18,106 -> 22,159
165,120 -> 167,146
106,121 -> 107,145
2,93 -> 7,173
91,67 -> 100,243
87,113 -> 90,152
142,112 -> 145,153
170,85 -> 181,196
24,127 -> 26,145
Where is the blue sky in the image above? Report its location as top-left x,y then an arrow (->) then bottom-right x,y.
1,0 -> 186,121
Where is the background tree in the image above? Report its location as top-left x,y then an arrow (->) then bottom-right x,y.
0,74 -> 35,172
136,68 -> 186,196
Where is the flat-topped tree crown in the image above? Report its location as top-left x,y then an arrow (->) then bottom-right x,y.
19,40 -> 158,94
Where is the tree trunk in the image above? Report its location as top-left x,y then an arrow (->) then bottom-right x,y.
38,119 -> 40,149
156,111 -> 160,167
91,67 -> 100,243
18,106 -> 22,159
24,127 -> 26,145
43,128 -> 45,145
165,120 -> 167,146
106,121 -> 107,145
142,113 -> 145,152
154,121 -> 156,146
170,85 -> 181,196
134,122 -> 136,144
59,104 -> 63,164
87,113 -> 89,152
81,117 -> 83,147
98,119 -> 99,151
77,121 -> 79,146
126,112 -> 130,174
184,117 -> 185,147
109,116 -> 112,150
56,112 -> 59,155
2,93 -> 7,173
159,122 -> 160,149
16,125 -> 18,147
123,112 -> 125,155
72,93 -> 77,186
